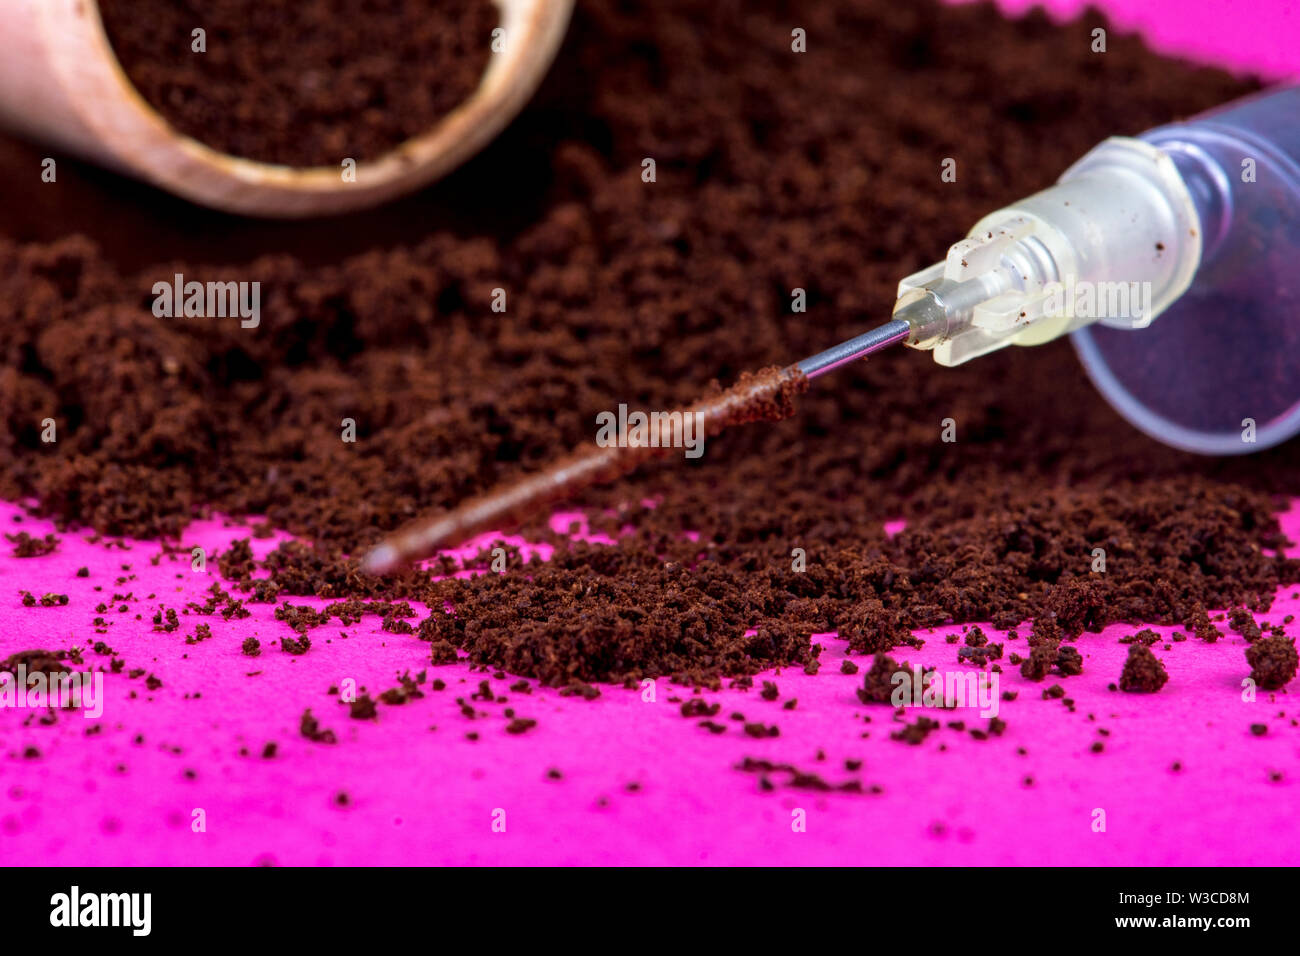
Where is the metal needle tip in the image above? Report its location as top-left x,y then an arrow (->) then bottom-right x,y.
795,317 -> 910,380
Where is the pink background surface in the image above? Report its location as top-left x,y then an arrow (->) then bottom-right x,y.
3,1 -> 1300,866
959,0 -> 1300,79
1,497 -> 1297,866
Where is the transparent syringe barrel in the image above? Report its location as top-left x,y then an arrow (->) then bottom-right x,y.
1071,86 -> 1300,454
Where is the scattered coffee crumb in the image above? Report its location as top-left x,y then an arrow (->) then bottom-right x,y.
1020,642 -> 1058,681
505,717 -> 537,735
857,655 -> 905,704
279,635 -> 312,656
892,716 -> 940,746
681,698 -> 720,719
349,695 -> 378,720
300,709 -> 337,744
1119,645 -> 1169,693
1246,635 -> 1297,690
6,532 -> 59,557
1188,606 -> 1224,643
1228,607 -> 1263,643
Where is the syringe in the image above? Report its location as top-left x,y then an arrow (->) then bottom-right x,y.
819,84 -> 1300,453
361,85 -> 1300,574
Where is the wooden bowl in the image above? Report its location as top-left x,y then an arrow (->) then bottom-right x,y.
0,0 -> 573,217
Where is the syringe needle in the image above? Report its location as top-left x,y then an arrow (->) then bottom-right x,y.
361,319 -> 912,574
794,317 -> 911,379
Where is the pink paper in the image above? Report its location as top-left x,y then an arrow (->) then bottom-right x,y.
1,496 -> 1296,865
957,0 -> 1300,79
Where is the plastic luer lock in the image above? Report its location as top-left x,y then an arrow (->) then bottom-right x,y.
893,85 -> 1300,455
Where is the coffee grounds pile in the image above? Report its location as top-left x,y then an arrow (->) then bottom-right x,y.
2,0 -> 1298,687
97,0 -> 498,166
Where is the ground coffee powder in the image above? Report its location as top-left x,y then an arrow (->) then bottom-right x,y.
2,0 -> 1296,687
97,0 -> 498,166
